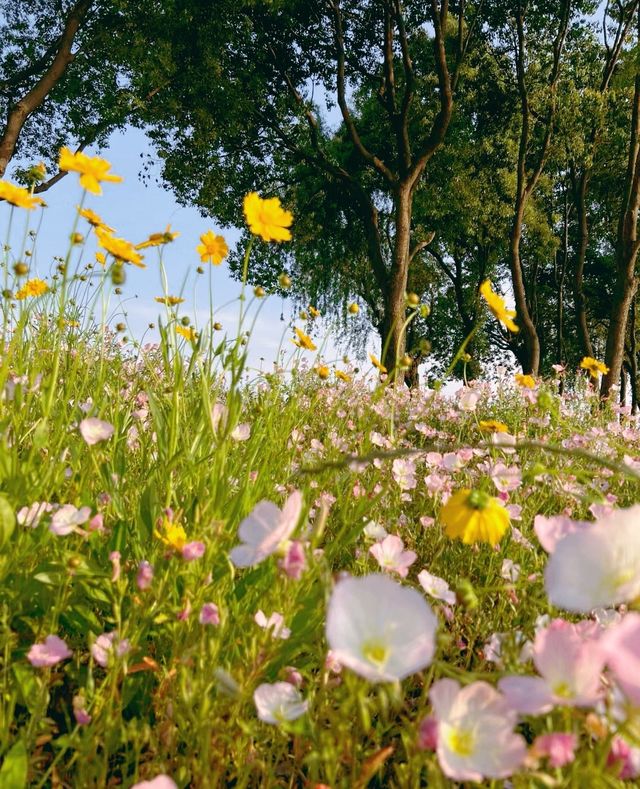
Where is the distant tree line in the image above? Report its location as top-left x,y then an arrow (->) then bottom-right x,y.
3,0 -> 640,399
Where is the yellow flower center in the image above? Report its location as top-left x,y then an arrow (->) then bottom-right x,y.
552,681 -> 574,699
446,727 -> 475,757
362,639 -> 389,667
466,490 -> 490,510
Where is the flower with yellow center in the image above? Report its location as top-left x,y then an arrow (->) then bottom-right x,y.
440,489 -> 510,545
176,325 -> 197,342
480,280 -> 519,333
136,225 -> 180,250
316,365 -> 330,379
478,419 -> 508,433
78,207 -> 114,232
0,180 -> 44,210
58,147 -> 122,195
514,373 -> 536,389
95,227 -> 145,268
580,356 -> 609,379
154,517 -> 187,552
15,278 -> 49,300
335,370 -> 352,383
243,192 -> 293,242
155,295 -> 184,306
369,354 -> 387,374
196,230 -> 228,264
292,327 -> 317,351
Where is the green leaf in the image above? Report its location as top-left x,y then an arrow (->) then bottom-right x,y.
0,495 -> 15,550
0,739 -> 28,789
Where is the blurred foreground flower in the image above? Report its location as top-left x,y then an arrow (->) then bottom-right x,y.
79,417 -> 114,445
131,777 -> 177,789
440,489 -> 510,545
544,504 -> 640,612
325,574 -> 437,683
480,280 -> 518,333
59,147 -> 122,195
0,180 -> 44,210
230,490 -> 302,568
137,225 -> 179,250
28,635 -> 72,667
254,681 -> 307,724
429,679 -> 527,781
243,192 -> 293,242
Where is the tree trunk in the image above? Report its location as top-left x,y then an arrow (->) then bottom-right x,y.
381,185 -> 412,379
573,170 -> 595,358
510,203 -> 541,374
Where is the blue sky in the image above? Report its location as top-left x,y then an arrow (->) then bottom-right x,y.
7,126 -> 347,372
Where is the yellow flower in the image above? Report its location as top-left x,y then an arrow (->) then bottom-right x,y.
309,305 -> 320,318
348,302 -> 360,315
196,230 -> 228,264
15,278 -> 49,299
154,516 -> 187,552
478,419 -> 508,433
78,207 -> 114,232
95,252 -> 106,267
136,225 -> 180,250
369,354 -> 387,374
515,373 -> 536,389
155,295 -> 184,306
58,147 -> 122,195
0,180 -> 44,210
243,192 -> 293,242
480,280 -> 519,333
440,489 -> 510,545
316,365 -> 330,379
176,325 -> 197,342
335,369 -> 352,383
292,327 -> 317,351
580,356 -> 609,379
96,227 -> 145,268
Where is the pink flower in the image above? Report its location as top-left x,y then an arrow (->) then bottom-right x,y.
131,777 -> 178,789
73,695 -> 92,725
279,540 -> 306,579
17,501 -> 52,528
199,603 -> 220,626
230,490 -> 303,568
533,513 -> 591,553
392,458 -> 417,490
255,610 -> 290,639
369,534 -> 416,578
28,635 -> 72,667
91,632 -> 130,667
109,551 -> 121,582
533,733 -> 577,768
608,736 -> 640,780
418,570 -> 456,605
253,682 -> 308,724
491,463 -> 521,493
498,619 -> 604,714
87,513 -> 104,532
429,679 -> 527,781
50,504 -> 92,536
417,715 -> 438,751
600,612 -> 640,705
137,561 -> 153,590
181,541 -> 205,561
231,422 -> 251,441
79,417 -> 114,445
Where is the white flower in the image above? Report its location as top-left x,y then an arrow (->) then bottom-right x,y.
231,422 -> 251,441
254,610 -> 290,640
50,504 -> 92,535
458,388 -> 479,412
430,679 -> 527,782
391,458 -> 416,490
325,574 -> 437,683
79,417 -> 114,445
418,570 -> 456,605
369,534 -> 416,578
253,681 -> 308,724
230,490 -> 302,568
501,559 -> 520,583
363,520 -> 388,540
545,505 -> 640,612
17,501 -> 52,528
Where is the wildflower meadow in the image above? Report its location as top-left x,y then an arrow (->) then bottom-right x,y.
0,148 -> 639,789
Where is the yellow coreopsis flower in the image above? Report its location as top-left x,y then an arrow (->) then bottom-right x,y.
136,225 -> 180,250
95,227 -> 145,268
580,356 -> 609,379
316,365 -> 330,379
15,278 -> 49,300
478,419 -> 509,433
515,373 -> 536,389
243,192 -> 293,242
59,147 -> 122,195
335,369 -> 352,383
78,207 -> 114,232
440,489 -> 510,546
154,517 -> 187,552
0,180 -> 44,210
155,296 -> 184,306
292,327 -> 317,351
196,230 -> 228,264
309,305 -> 320,319
480,280 -> 519,333
176,325 -> 197,342
369,354 -> 387,374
